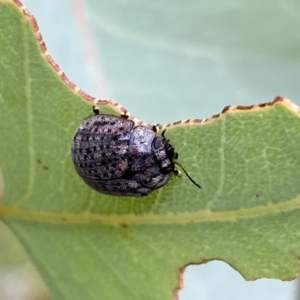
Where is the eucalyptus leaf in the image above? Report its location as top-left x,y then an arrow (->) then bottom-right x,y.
1,1 -> 300,300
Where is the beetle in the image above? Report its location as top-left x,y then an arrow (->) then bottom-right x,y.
71,106 -> 201,196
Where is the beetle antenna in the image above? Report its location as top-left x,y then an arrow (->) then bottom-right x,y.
174,162 -> 201,189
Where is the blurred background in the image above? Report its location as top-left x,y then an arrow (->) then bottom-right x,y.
1,0 -> 300,299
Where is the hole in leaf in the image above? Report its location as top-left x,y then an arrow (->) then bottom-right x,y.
178,261 -> 297,300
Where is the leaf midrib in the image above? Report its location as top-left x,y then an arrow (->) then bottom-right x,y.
0,195 -> 300,225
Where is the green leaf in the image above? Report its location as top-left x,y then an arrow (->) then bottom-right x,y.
1,1 -> 300,300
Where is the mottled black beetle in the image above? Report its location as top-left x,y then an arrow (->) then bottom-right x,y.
71,107 -> 201,196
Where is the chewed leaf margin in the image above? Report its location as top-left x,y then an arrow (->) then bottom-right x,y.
8,0 -> 152,128
162,96 -> 300,129
8,0 -> 300,133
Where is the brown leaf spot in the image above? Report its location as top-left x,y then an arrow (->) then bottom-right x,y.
37,159 -> 49,171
